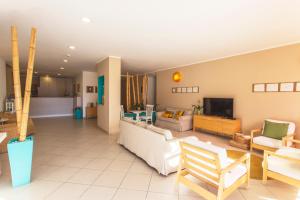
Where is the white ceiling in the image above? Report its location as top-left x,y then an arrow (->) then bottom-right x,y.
1,0 -> 300,76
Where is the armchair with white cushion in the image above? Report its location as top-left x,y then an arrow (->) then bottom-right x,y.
250,119 -> 295,152
263,138 -> 300,187
177,140 -> 250,200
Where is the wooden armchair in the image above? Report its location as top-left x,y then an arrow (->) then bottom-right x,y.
263,138 -> 300,187
250,119 -> 295,152
177,141 -> 250,200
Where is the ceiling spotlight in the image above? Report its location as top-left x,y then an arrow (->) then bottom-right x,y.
34,71 -> 38,74
57,73 -> 61,76
60,67 -> 65,70
81,17 -> 91,23
69,46 -> 76,50
63,59 -> 68,63
66,54 -> 71,57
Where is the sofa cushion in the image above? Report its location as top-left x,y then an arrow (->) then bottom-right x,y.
146,125 -> 173,140
157,116 -> 178,124
253,136 -> 282,148
268,147 -> 300,180
224,163 -> 247,188
262,120 -> 289,140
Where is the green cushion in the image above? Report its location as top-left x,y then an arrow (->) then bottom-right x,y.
262,120 -> 289,140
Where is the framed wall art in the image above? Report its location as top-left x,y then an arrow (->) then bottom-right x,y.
253,83 -> 265,92
266,83 -> 279,92
279,82 -> 294,92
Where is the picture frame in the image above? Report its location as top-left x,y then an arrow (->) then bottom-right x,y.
192,86 -> 199,93
279,82 -> 294,92
252,83 -> 265,92
182,87 -> 187,93
172,88 -> 176,93
187,87 -> 193,93
296,82 -> 300,92
266,83 -> 279,92
86,86 -> 94,93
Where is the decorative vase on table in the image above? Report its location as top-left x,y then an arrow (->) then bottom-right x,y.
8,136 -> 34,187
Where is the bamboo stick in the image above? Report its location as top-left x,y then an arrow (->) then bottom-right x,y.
144,75 -> 148,105
131,76 -> 136,105
126,72 -> 129,111
136,75 -> 140,104
19,28 -> 37,142
128,73 -> 131,110
11,26 -> 23,133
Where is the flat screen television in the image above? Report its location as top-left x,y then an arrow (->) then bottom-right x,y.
203,98 -> 234,119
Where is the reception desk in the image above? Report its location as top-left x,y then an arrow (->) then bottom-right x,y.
29,97 -> 73,118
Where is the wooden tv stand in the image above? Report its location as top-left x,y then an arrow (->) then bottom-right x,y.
193,115 -> 241,137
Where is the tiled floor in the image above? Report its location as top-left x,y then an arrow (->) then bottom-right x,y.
0,117 -> 299,200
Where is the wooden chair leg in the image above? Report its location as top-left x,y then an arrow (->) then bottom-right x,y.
262,151 -> 268,184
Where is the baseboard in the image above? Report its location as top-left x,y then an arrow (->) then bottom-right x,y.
30,114 -> 73,118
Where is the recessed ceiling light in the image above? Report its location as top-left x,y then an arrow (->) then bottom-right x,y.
60,67 -> 65,70
63,59 -> 68,63
69,46 -> 76,50
81,17 -> 91,23
57,73 -> 61,76
66,54 -> 71,57
34,71 -> 38,74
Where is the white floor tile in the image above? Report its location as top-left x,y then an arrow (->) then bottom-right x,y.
80,186 -> 117,200
113,188 -> 147,200
129,159 -> 154,175
42,166 -> 80,182
149,173 -> 178,194
84,158 -> 113,170
147,192 -> 178,200
94,170 -> 126,187
68,169 -> 102,185
46,183 -> 88,200
107,159 -> 133,172
120,173 -> 151,191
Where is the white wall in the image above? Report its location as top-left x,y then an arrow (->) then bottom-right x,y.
147,75 -> 156,105
82,71 -> 98,118
0,57 -> 6,112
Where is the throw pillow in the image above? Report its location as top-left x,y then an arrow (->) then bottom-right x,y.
175,111 -> 184,120
262,120 -> 289,140
162,111 -> 173,118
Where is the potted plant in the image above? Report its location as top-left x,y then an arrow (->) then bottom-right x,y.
7,26 -> 37,187
192,101 -> 204,115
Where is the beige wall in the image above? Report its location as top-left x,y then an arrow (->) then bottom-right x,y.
97,57 -> 121,134
156,44 -> 300,136
38,76 -> 73,97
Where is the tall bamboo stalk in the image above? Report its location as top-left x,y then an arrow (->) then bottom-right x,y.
136,75 -> 140,104
128,74 -> 131,111
19,28 -> 37,142
126,73 -> 129,111
11,26 -> 23,133
131,76 -> 136,105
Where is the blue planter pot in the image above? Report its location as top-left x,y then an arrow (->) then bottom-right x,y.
7,136 -> 34,187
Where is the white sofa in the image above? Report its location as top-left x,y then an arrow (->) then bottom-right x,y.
155,107 -> 193,132
118,119 -> 198,175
